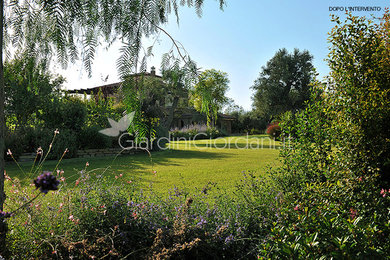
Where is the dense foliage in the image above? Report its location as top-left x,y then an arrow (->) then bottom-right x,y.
262,12 -> 390,257
190,69 -> 230,127
4,55 -> 63,131
224,104 -> 267,133
4,64 -> 125,159
251,48 -> 314,122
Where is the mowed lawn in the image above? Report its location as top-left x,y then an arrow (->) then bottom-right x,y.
5,135 -> 281,195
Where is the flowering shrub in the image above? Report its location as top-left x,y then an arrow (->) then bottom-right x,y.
266,122 -> 281,140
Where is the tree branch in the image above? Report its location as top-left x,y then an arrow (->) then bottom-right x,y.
143,14 -> 187,63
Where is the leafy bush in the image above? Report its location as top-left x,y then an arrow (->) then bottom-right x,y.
258,12 -> 390,258
5,127 -> 78,161
4,131 -> 25,161
41,96 -> 87,133
28,128 -> 78,160
77,126 -> 113,149
227,109 -> 267,134
4,55 -> 64,131
84,91 -> 125,128
249,128 -> 262,135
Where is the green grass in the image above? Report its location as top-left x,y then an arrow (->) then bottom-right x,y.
5,135 -> 281,195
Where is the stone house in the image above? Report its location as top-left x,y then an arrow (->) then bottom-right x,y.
69,67 -> 234,134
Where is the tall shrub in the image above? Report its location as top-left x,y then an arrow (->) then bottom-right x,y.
262,12 -> 390,258
326,13 -> 390,182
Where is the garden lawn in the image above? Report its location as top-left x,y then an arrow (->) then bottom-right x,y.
5,135 -> 281,196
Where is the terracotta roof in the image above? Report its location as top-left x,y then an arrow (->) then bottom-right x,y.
68,71 -> 162,94
218,113 -> 236,120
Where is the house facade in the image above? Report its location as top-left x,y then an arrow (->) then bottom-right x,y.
69,67 -> 234,134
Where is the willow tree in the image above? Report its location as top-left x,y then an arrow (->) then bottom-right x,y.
190,69 -> 230,127
0,0 -> 226,210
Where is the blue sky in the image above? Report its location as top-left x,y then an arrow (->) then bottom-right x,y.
59,0 -> 388,110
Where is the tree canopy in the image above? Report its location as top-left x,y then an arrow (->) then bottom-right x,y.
4,54 -> 64,131
251,48 -> 314,122
190,69 -> 230,126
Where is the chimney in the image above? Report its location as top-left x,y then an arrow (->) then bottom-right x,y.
151,66 -> 156,76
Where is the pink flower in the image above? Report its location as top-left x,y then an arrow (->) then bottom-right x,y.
127,180 -> 132,184
294,205 -> 300,211
68,215 -> 74,220
350,208 -> 358,219
380,189 -> 387,197
6,149 -> 12,156
86,162 -> 89,167
5,173 -> 11,181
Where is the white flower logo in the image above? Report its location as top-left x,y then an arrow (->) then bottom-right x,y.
99,112 -> 135,137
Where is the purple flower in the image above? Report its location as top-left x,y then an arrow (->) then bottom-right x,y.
0,211 -> 10,219
34,171 -> 60,194
197,217 -> 207,227
224,234 -> 234,244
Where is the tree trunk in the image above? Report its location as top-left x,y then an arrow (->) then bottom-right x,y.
162,96 -> 179,131
0,1 -> 8,255
0,0 -> 5,212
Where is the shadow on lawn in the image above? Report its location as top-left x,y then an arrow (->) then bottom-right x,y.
172,142 -> 281,150
115,148 -> 231,171
5,148 -> 231,184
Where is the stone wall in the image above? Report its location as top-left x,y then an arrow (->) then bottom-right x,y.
76,148 -> 141,158
18,148 -> 143,162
